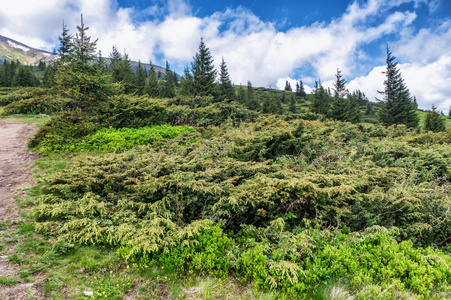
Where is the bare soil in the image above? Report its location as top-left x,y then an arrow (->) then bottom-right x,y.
0,119 -> 43,299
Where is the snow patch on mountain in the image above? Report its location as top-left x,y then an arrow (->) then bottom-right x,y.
7,40 -> 30,52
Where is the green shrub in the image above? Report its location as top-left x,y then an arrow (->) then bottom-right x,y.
54,124 -> 196,153
0,87 -> 44,106
100,95 -> 167,128
1,95 -> 74,115
28,111 -> 98,153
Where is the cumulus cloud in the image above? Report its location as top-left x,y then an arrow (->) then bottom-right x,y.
0,0 -> 449,110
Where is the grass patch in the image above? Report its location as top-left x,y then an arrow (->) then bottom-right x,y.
0,276 -> 19,286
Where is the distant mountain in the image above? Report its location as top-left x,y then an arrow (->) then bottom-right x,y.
0,35 -> 58,65
0,34 -> 168,75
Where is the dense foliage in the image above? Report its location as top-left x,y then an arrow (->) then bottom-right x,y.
3,17 -> 451,299
29,116 -> 451,298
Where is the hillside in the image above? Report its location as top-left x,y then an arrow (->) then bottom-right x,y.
0,35 -> 58,65
0,35 -> 167,75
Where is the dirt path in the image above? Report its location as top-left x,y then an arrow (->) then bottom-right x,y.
0,119 -> 42,299
0,119 -> 39,222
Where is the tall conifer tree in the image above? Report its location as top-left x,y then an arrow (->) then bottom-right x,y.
136,61 -> 146,95
310,81 -> 330,115
218,57 -> 235,101
55,14 -> 111,111
146,61 -> 159,98
424,105 -> 446,132
58,21 -> 72,64
378,45 -> 418,128
160,61 -> 176,98
191,38 -> 216,96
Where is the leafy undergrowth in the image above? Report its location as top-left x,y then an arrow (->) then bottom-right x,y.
24,116 -> 451,299
36,124 -> 196,154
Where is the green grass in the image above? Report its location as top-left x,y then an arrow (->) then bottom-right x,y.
417,110 -> 451,130
0,106 -> 51,124
0,276 -> 19,286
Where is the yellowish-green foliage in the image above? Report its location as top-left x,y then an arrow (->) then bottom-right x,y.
29,115 -> 451,298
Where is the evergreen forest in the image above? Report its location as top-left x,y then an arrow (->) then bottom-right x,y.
1,15 -> 451,299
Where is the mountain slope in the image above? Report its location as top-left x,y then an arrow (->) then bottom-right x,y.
0,35 -> 168,75
0,35 -> 58,65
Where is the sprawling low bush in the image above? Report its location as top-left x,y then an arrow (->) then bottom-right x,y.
1,95 -> 74,115
99,95 -> 168,128
28,111 -> 99,152
30,115 -> 451,298
0,87 -> 44,106
52,124 -> 196,153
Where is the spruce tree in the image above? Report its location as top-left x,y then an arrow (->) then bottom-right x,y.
331,69 -> 350,121
236,85 -> 246,104
108,48 -> 136,94
289,94 -> 297,113
11,65 -> 37,87
378,45 -> 419,128
42,63 -> 57,88
146,61 -> 159,98
58,20 -> 72,65
218,57 -> 235,101
284,80 -> 292,91
191,38 -> 216,96
310,81 -> 330,115
55,14 -> 112,111
246,81 -> 260,111
365,101 -> 373,115
263,91 -> 282,114
136,61 -> 146,95
180,66 -> 195,96
299,80 -> 306,98
160,61 -> 175,98
424,105 -> 446,132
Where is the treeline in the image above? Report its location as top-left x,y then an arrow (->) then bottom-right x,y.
1,15 -> 449,132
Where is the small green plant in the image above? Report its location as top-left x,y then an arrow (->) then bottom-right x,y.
0,276 -> 19,286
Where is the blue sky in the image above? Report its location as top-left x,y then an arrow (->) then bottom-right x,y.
0,0 -> 450,112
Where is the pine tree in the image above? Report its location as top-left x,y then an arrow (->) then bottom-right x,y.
310,81 -> 330,115
11,65 -> 37,87
365,101 -> 373,115
38,60 -> 46,71
136,61 -> 146,95
263,91 -> 282,114
237,85 -> 246,104
413,96 -> 418,109
58,20 -> 72,65
71,14 -> 98,72
284,80 -> 292,91
289,94 -> 297,113
246,81 -> 260,111
42,63 -> 57,88
424,105 -> 446,132
55,14 -> 112,111
146,61 -> 159,98
218,57 -> 235,101
191,38 -> 216,96
160,61 -> 176,98
109,45 -> 122,81
378,45 -> 419,128
180,66 -> 195,96
331,69 -> 350,121
108,48 -> 136,94
299,80 -> 306,98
